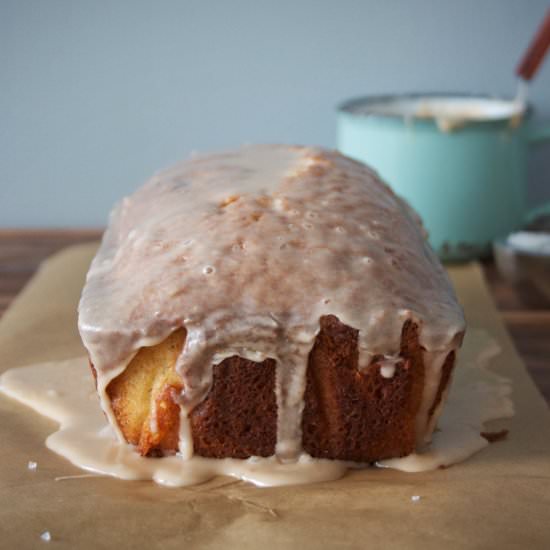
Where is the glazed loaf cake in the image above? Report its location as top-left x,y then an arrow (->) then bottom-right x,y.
78,145 -> 465,464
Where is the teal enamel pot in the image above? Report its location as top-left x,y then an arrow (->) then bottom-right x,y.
337,93 -> 550,261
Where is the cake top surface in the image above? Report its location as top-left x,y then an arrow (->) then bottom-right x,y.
79,144 -> 464,380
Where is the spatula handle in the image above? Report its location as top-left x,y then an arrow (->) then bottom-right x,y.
516,8 -> 550,81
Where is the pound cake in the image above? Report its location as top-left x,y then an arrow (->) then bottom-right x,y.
78,145 -> 465,465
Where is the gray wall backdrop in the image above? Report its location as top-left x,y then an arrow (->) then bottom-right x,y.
2,0 -> 549,227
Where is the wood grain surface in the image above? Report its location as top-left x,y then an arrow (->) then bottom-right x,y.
1,229 -> 548,404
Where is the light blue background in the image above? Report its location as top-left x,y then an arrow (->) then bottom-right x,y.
2,0 -> 549,227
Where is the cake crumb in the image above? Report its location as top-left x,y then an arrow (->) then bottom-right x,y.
27,461 -> 38,471
411,495 -> 421,502
481,429 -> 509,443
40,531 -> 51,542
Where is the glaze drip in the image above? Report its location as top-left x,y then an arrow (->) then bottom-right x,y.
0,329 -> 512,487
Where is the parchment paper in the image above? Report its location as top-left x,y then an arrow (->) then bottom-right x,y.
1,244 -> 549,549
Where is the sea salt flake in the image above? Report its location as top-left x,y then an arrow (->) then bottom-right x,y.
40,531 -> 51,542
27,461 -> 38,471
411,495 -> 421,502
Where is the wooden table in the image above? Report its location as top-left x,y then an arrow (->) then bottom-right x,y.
1,230 -> 549,404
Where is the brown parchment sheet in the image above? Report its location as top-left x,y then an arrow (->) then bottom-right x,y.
1,243 -> 549,549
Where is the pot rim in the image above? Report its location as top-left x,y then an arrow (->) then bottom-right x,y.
337,92 -> 533,121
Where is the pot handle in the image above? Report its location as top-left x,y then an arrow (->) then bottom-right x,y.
525,202 -> 550,224
528,122 -> 550,146
524,122 -> 550,224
